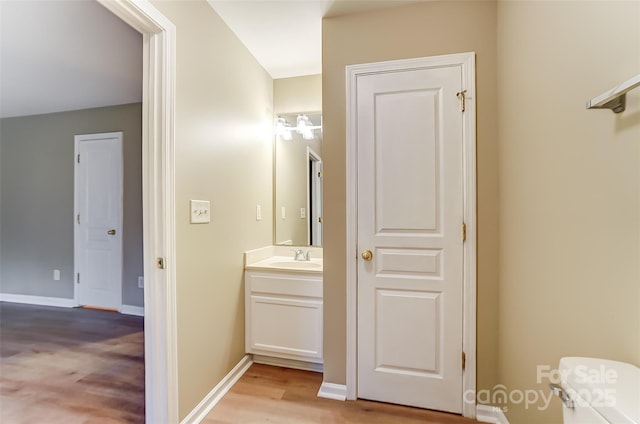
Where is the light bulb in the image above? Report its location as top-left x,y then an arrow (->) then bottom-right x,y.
275,117 -> 286,136
302,128 -> 314,140
296,114 -> 309,134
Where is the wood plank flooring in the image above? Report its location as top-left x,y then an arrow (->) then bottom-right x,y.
1,302 -> 478,423
0,302 -> 144,423
203,363 -> 479,424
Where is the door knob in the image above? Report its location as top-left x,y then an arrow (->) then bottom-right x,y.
361,250 -> 373,261
107,229 -> 116,235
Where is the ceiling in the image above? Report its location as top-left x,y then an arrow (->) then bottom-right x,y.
0,0 -> 420,119
206,0 -> 422,79
0,0 -> 143,119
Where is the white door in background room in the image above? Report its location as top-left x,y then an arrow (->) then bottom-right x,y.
74,132 -> 123,310
355,60 -> 466,413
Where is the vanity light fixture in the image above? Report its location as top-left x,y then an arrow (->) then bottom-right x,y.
275,114 -> 321,140
276,117 -> 293,140
296,114 -> 313,140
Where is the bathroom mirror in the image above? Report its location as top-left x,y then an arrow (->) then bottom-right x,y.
274,112 -> 322,247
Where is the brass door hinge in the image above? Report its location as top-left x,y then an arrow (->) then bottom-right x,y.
77,273 -> 80,284
462,222 -> 467,242
157,257 -> 166,270
462,351 -> 466,371
456,90 -> 467,112
77,214 -> 80,224
77,154 -> 80,163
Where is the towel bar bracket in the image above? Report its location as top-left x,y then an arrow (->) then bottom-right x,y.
586,74 -> 640,114
588,94 -> 626,114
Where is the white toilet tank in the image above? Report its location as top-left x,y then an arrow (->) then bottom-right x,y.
556,357 -> 639,424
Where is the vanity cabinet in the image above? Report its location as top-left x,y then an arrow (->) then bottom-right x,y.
245,270 -> 323,365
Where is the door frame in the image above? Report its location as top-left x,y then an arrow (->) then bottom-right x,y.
307,147 -> 322,246
73,131 -> 124,310
345,52 -> 477,418
95,1 -> 177,423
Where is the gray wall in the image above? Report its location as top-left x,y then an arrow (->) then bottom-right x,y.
0,103 -> 144,307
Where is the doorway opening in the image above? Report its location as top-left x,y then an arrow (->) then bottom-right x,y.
307,147 -> 323,246
96,1 -> 177,422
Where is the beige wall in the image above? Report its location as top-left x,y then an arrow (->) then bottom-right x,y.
497,1 -> 640,423
149,1 -> 274,419
324,1 -> 639,423
274,76 -> 323,246
274,74 -> 322,114
0,103 -> 144,307
322,0 -> 499,393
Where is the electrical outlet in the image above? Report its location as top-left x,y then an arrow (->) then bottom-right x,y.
300,207 -> 306,219
138,276 -> 144,289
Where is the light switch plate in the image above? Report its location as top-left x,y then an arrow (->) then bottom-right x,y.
256,205 -> 262,221
190,200 -> 211,224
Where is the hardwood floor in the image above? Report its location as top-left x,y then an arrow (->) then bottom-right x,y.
0,302 -> 144,423
203,363 -> 479,424
1,302 -> 477,423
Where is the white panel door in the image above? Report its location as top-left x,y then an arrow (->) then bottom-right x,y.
357,65 -> 464,413
75,132 -> 123,309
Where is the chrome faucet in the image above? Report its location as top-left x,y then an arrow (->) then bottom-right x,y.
293,249 -> 310,261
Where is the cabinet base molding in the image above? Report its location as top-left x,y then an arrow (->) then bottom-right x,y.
252,354 -> 323,373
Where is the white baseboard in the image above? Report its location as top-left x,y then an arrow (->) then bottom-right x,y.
476,405 -> 510,424
0,293 -> 76,308
317,381 -> 347,401
120,304 -> 145,316
252,354 -> 323,373
180,354 -> 253,424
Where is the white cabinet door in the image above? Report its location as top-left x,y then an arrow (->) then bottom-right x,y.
245,271 -> 323,363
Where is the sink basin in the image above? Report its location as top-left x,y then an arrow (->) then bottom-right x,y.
268,261 -> 322,269
245,254 -> 323,272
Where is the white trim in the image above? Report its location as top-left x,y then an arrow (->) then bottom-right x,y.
252,354 -> 323,373
96,2 -> 177,423
120,304 -> 145,316
345,52 -> 477,417
180,355 -> 253,424
317,382 -> 347,401
0,294 -> 146,318
0,293 -> 76,308
460,52 -> 478,419
476,405 -> 510,424
345,56 -> 359,400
